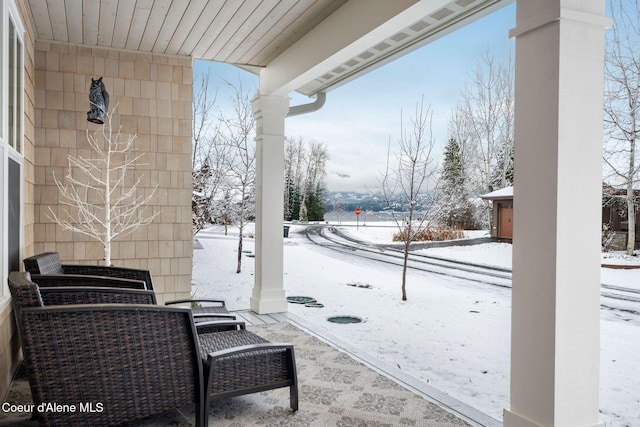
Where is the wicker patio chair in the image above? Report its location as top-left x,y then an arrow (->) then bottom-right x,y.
24,251 -> 154,288
9,272 -> 153,319
8,272 -> 238,353
9,272 -> 297,425
13,272 -> 234,338
24,251 -> 232,317
19,304 -> 206,427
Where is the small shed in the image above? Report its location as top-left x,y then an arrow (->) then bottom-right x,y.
602,184 -> 640,250
481,186 -> 514,240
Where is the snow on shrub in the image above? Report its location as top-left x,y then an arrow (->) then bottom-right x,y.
392,225 -> 464,242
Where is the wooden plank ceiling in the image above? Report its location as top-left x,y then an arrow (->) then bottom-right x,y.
25,0 -> 508,95
27,0 -> 348,66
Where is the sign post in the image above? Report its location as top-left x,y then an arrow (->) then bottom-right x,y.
355,207 -> 361,230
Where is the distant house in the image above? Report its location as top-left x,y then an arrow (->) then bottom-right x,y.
481,184 -> 638,248
481,186 -> 513,240
602,184 -> 640,250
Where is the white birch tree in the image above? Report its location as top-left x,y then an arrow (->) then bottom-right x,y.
453,51 -> 514,227
49,107 -> 158,266
603,0 -> 640,255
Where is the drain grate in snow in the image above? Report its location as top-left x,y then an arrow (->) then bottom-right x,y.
287,296 -> 316,304
327,316 -> 362,324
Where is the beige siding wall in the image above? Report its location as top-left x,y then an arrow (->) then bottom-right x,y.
32,42 -> 193,304
0,304 -> 21,401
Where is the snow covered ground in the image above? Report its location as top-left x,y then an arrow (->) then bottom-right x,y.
192,222 -> 640,427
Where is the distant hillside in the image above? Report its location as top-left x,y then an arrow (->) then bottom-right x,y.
325,191 -> 428,212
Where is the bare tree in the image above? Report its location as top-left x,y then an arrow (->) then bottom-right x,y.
454,51 -> 514,226
49,107 -> 158,266
603,0 -> 640,255
192,72 -> 232,234
218,80 -> 256,273
381,97 -> 439,301
192,72 -> 216,168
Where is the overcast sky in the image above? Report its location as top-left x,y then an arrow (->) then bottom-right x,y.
194,3 -> 516,193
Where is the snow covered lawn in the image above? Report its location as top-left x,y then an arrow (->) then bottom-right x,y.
192,223 -> 640,426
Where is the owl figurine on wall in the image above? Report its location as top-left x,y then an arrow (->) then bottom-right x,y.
87,77 -> 110,124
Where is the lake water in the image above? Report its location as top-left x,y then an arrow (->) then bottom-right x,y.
322,211 -> 407,223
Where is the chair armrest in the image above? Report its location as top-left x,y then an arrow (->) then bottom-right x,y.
196,320 -> 246,334
31,274 -> 147,290
193,313 -> 236,320
166,298 -> 226,307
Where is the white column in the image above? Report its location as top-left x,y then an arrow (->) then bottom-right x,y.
505,1 -> 609,426
250,95 -> 289,314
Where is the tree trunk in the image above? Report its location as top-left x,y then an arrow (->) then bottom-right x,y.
627,191 -> 636,256
236,232 -> 243,273
626,137 -> 636,256
402,242 -> 409,301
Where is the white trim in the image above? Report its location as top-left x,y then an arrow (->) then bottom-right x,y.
509,6 -> 611,39
6,1 -> 24,35
7,7 -> 24,155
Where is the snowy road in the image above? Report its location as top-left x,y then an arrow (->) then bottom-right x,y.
305,225 -> 512,286
304,224 -> 640,313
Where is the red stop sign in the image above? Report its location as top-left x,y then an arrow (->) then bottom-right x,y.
355,208 -> 361,215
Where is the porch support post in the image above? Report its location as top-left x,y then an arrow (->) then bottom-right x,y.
250,95 -> 289,314
505,1 -> 609,426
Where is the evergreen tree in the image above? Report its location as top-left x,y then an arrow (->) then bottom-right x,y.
305,185 -> 325,221
439,138 -> 476,228
284,177 -> 301,221
442,138 -> 465,189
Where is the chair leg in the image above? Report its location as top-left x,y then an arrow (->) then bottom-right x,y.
287,347 -> 299,411
290,385 -> 299,411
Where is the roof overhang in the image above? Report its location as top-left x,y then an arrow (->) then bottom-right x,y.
481,186 -> 514,200
25,0 -> 512,96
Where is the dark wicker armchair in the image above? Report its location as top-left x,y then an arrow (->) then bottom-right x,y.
9,271 -> 298,425
10,269 -> 205,427
8,272 -> 157,323
24,251 -> 154,288
20,304 -> 206,427
24,252 -> 232,317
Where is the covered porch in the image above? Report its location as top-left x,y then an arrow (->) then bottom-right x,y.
2,1 -> 610,426
1,310 -> 496,426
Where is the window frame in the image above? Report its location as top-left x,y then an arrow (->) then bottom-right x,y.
1,0 -> 25,303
